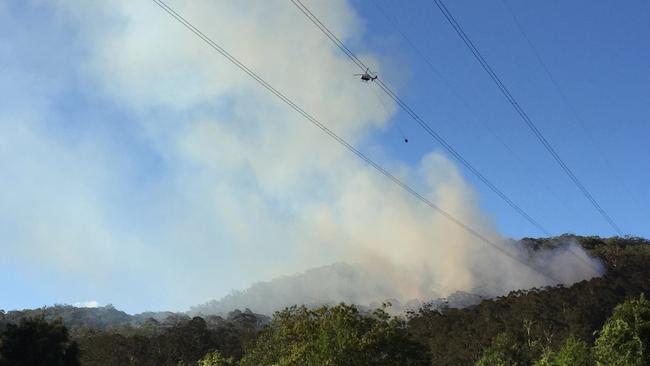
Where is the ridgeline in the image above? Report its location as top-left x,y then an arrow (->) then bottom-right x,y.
1,235 -> 649,365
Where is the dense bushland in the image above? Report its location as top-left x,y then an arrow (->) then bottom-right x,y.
2,235 -> 649,365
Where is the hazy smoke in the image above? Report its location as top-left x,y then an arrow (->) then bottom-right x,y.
1,0 -> 603,312
73,301 -> 100,309
191,237 -> 603,315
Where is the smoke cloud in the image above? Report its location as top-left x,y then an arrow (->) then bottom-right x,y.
190,238 -> 604,315
0,0 -> 602,313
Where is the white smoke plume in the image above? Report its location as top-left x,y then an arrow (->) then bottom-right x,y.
0,0 -> 602,313
73,301 -> 100,308
190,238 -> 604,315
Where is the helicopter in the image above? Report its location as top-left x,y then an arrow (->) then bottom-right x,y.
354,68 -> 378,82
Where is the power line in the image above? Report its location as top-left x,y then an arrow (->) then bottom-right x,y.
369,0 -> 577,218
354,4 -> 608,273
289,0 -> 596,271
368,81 -> 408,143
150,0 -> 560,283
432,0 -> 623,235
371,2 -> 602,272
499,0 -> 641,216
289,0 -> 551,236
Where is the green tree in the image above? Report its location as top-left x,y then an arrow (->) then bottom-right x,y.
534,336 -> 592,366
475,332 -> 530,366
593,294 -> 650,366
0,317 -> 80,366
197,350 -> 235,366
239,304 -> 430,366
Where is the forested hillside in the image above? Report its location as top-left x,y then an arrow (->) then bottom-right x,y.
1,235 -> 649,365
407,235 -> 650,365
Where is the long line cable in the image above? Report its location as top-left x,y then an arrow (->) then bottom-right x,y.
289,0 -> 595,272
368,81 -> 408,143
370,0 -> 577,217
365,1 -> 605,272
289,0 -> 551,236
432,0 -> 623,235
150,0 -> 560,283
500,0 -> 641,214
369,3 -> 599,271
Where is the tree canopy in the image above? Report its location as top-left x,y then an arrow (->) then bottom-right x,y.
0,317 -> 79,366
2,235 -> 650,365
593,294 -> 650,366
239,304 -> 430,366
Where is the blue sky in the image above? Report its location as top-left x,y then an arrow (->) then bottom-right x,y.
358,0 -> 649,238
0,0 -> 648,313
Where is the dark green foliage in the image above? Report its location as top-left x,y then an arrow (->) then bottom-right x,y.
194,350 -> 236,365
75,313 -> 257,366
593,294 -> 650,365
475,332 -> 531,366
239,303 -> 430,366
534,336 -> 592,366
0,310 -> 5,333
407,236 -> 650,365
0,317 -> 80,366
0,305 -> 267,366
0,304 -> 182,334
1,305 -> 132,331
2,236 -> 649,365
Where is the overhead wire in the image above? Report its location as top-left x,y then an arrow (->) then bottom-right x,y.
431,0 -> 623,235
150,0 -> 561,283
370,0 -> 577,217
289,0 -> 551,236
289,0 -> 599,272
499,0 -> 641,215
363,1 -> 604,272
371,1 -> 601,272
